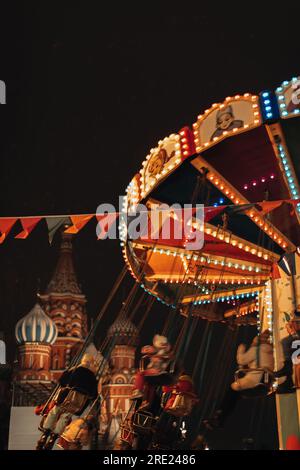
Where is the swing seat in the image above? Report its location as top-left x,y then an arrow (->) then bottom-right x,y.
59,388 -> 90,415
234,368 -> 275,398
132,410 -> 158,435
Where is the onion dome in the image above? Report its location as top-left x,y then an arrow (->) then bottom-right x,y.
108,312 -> 139,346
15,303 -> 58,345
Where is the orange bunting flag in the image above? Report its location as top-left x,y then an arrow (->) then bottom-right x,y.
64,215 -> 94,234
96,213 -> 119,240
0,218 -> 18,244
15,217 -> 42,239
257,200 -> 283,215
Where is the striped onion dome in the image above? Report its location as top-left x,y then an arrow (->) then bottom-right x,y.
15,303 -> 58,345
108,312 -> 139,346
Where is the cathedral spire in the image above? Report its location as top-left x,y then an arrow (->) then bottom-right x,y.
46,231 -> 82,295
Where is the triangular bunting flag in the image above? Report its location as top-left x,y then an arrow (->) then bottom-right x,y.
278,253 -> 296,276
287,198 -> 300,216
256,200 -> 283,215
96,213 -> 119,240
64,215 -> 94,234
0,218 -> 17,244
15,217 -> 42,239
227,203 -> 256,215
46,216 -> 71,244
204,205 -> 226,222
271,263 -> 281,280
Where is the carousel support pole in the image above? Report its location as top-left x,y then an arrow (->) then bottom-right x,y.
290,270 -> 300,431
297,389 -> 300,429
270,267 -> 300,449
293,256 -> 300,429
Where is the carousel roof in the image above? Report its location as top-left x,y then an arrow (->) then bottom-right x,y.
122,76 -> 300,323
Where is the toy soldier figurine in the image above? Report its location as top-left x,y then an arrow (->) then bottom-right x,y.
131,334 -> 174,409
162,374 -> 198,417
36,353 -> 98,450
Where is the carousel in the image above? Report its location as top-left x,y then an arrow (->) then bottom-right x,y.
118,76 -> 300,450
10,75 -> 300,451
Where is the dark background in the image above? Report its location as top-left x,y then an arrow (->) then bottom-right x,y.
1,5 -> 299,449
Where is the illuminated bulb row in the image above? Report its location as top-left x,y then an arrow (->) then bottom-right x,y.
236,307 -> 257,318
236,306 -> 258,318
243,174 -> 275,190
205,225 -> 272,259
140,283 -> 176,309
164,278 -> 263,286
208,173 -> 240,203
247,211 -> 287,249
236,296 -> 259,319
179,129 -> 193,157
152,247 -> 263,272
277,143 -> 300,215
206,172 -> 288,249
261,91 -> 275,120
193,291 -> 259,306
193,95 -> 260,152
255,297 -> 261,332
124,177 -> 141,215
121,247 -> 139,283
264,282 -> 273,336
119,198 -> 128,242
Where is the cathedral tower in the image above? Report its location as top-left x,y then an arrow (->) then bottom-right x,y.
15,302 -> 57,383
40,232 -> 88,380
102,313 -> 139,416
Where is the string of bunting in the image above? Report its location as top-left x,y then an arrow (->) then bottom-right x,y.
0,198 -> 299,245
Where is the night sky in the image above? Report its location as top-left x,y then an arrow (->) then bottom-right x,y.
1,6 -> 299,449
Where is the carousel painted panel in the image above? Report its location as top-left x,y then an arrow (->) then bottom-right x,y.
276,77 -> 300,119
140,134 -> 182,199
193,94 -> 262,153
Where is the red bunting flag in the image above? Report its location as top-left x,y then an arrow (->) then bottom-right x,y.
204,205 -> 226,222
15,217 -> 42,239
64,215 -> 94,234
271,263 -> 281,280
0,218 -> 17,244
287,198 -> 300,216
